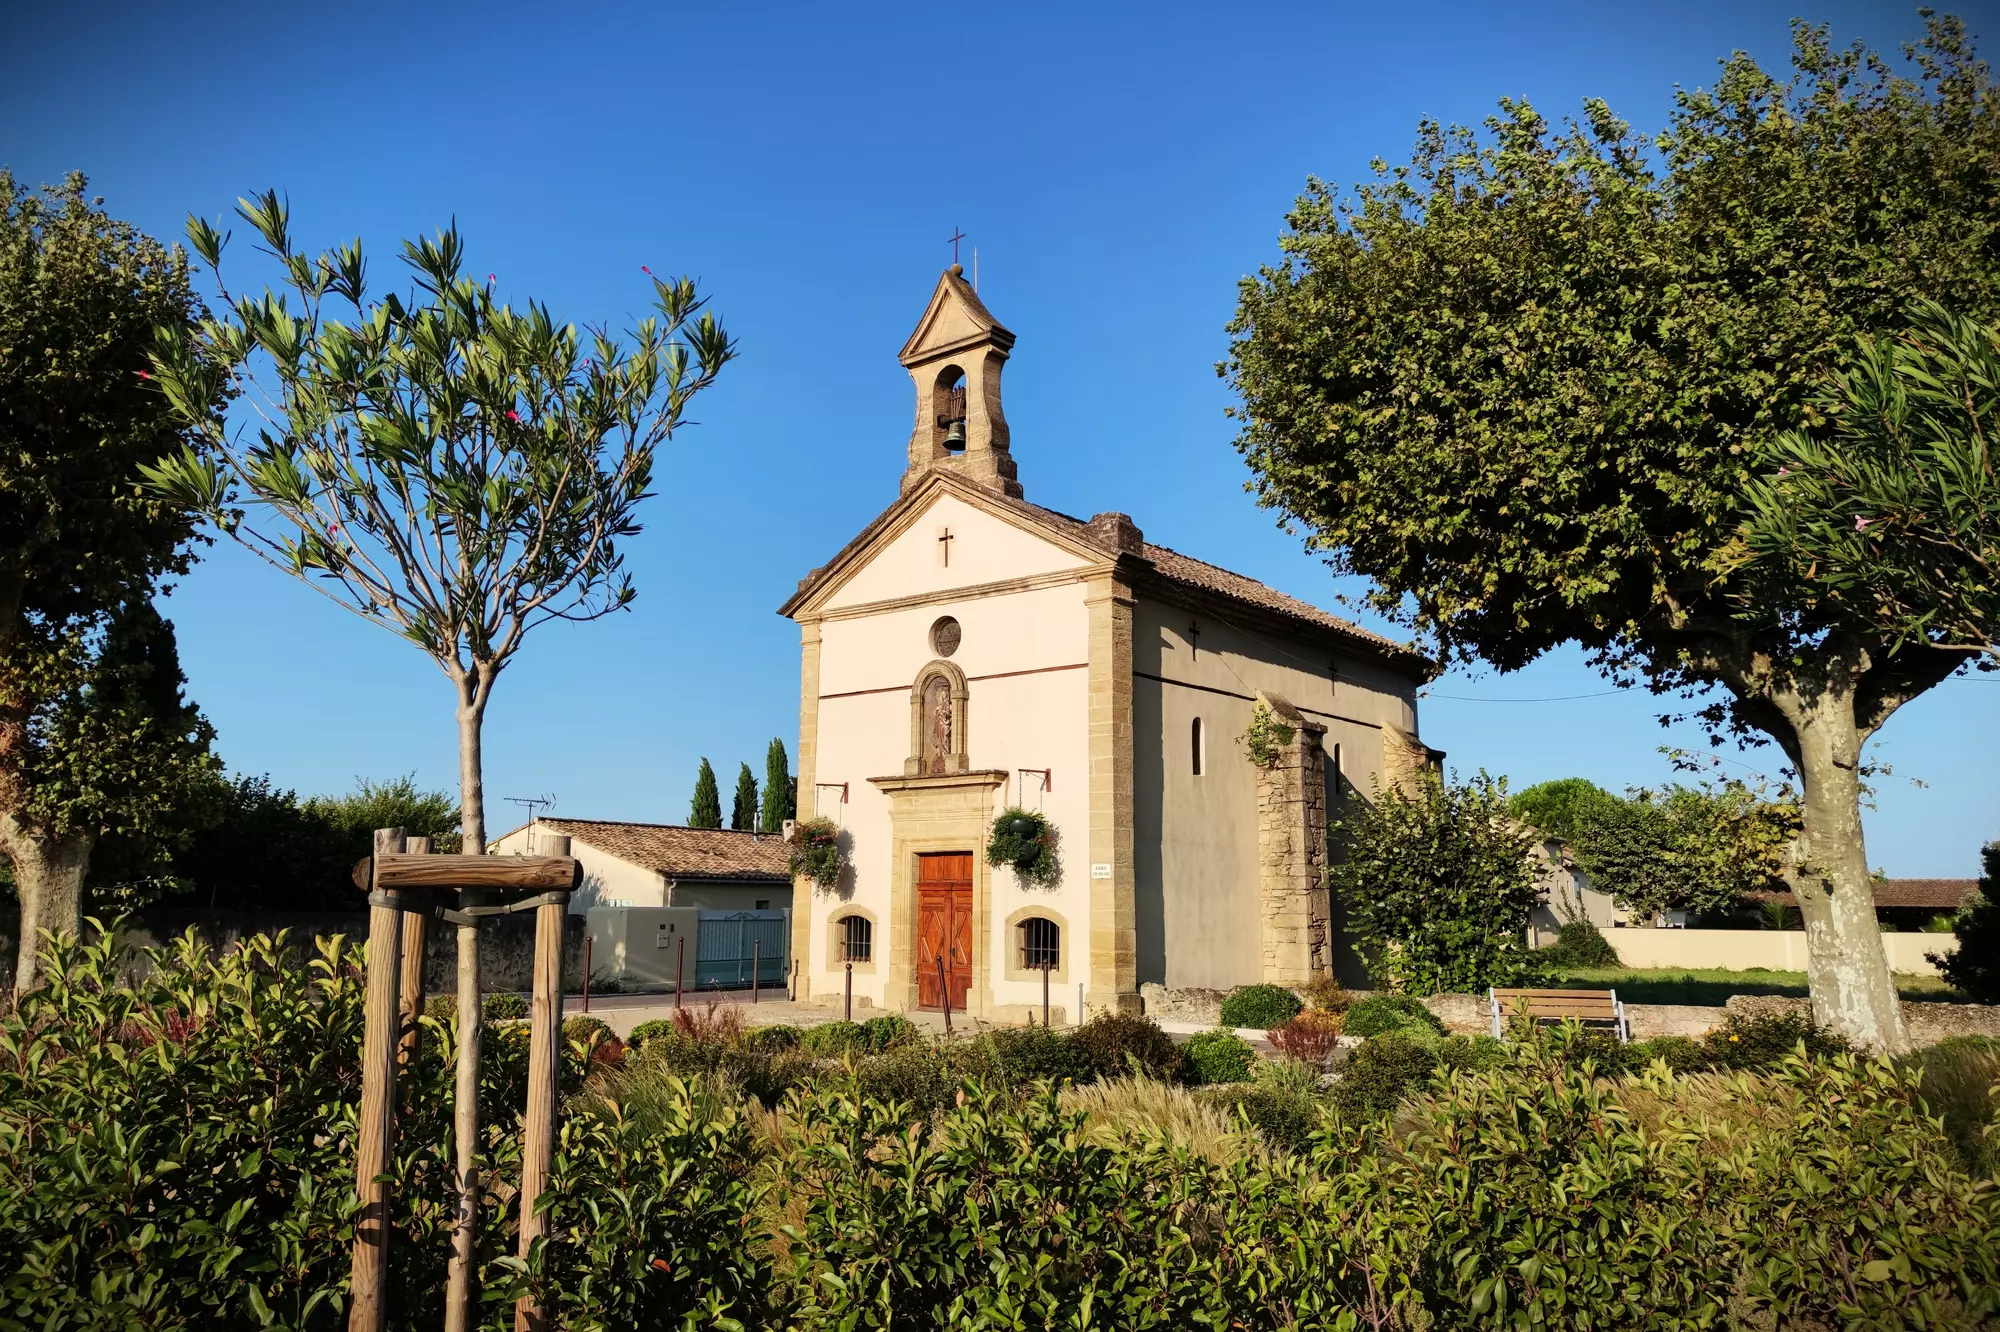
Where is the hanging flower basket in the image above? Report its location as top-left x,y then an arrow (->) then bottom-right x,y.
789,816 -> 843,891
987,807 -> 1061,887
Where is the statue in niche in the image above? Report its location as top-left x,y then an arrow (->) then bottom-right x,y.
922,675 -> 953,774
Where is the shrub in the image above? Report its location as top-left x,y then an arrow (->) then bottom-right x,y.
854,1044 -> 952,1116
985,1024 -> 1096,1086
1343,993 -> 1445,1038
801,1019 -> 867,1057
1299,974 -> 1351,1012
1541,917 -> 1621,968
1901,1035 -> 2000,1173
1329,1032 -> 1439,1119
986,806 -> 1061,886
789,815 -> 843,889
1061,1077 -> 1249,1164
1620,1034 -> 1707,1074
1201,1082 -> 1324,1153
1701,1010 -> 1851,1069
749,1022 -> 801,1052
563,1014 -> 614,1050
1265,1010 -> 1345,1070
1934,843 -> 2000,1002
627,1017 -> 676,1051
1071,1011 -> 1186,1082
861,1013 -> 918,1051
1434,1032 -> 1508,1073
1325,771 -> 1545,993
1184,1028 -> 1258,1085
483,990 -> 528,1020
425,991 -> 456,1019
1219,983 -> 1302,1029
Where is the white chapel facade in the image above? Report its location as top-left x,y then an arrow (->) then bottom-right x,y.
781,268 -> 1436,1021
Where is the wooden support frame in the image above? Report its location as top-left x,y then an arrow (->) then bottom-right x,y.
344,829 -> 578,1332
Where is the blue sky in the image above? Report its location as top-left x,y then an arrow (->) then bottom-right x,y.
9,1 -> 1995,873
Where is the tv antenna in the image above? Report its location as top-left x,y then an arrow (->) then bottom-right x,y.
505,793 -> 557,822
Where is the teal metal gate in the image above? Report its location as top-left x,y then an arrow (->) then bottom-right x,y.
694,910 -> 790,990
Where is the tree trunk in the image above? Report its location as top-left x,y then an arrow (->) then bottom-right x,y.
455,669 -> 490,857
1788,694 -> 1909,1053
3,813 -> 93,994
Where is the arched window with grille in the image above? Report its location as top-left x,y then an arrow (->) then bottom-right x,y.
839,914 -> 872,963
1019,917 -> 1060,971
1191,716 -> 1205,775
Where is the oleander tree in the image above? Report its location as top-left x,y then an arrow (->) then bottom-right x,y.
1735,301 -> 2000,666
144,192 -> 735,852
1225,17 -> 1998,1049
0,173 -> 225,991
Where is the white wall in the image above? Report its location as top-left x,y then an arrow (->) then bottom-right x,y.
489,823 -> 667,915
1599,927 -> 1953,976
809,551 -> 1092,1009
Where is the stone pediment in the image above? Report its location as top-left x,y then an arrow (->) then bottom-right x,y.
899,269 -> 1015,367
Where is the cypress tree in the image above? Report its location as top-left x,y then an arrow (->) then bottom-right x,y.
689,758 -> 722,828
730,763 -> 758,831
759,737 -> 794,831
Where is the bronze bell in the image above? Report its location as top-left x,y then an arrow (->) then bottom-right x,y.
943,419 -> 967,450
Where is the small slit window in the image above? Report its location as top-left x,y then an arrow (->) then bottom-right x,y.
840,915 -> 872,963
1020,917 -> 1060,970
1191,716 -> 1205,776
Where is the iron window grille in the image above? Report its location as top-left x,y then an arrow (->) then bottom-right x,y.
841,915 -> 872,963
1020,917 -> 1060,970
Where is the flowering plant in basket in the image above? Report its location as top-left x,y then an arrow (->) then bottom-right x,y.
789,816 -> 843,890
987,806 -> 1060,887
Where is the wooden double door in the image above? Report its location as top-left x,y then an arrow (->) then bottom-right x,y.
915,852 -> 973,1012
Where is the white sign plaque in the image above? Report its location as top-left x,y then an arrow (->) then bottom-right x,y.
1090,863 -> 1112,879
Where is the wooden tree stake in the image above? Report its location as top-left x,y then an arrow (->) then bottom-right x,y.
444,884 -> 484,1332
515,833 -> 570,1332
396,835 -> 433,1071
349,827 -> 406,1332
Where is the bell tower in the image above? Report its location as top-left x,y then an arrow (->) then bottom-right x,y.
898,266 -> 1022,499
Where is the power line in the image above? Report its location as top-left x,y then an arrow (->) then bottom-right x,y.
1420,688 -> 1628,703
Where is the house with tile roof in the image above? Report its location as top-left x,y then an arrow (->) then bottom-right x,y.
776,268 -> 1438,1022
489,818 -> 792,914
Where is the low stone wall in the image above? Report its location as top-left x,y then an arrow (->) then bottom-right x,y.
1724,994 -> 2000,1046
0,907 -> 584,996
1139,982 -> 1228,1026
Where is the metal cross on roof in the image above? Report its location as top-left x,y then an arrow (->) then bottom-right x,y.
948,227 -> 966,265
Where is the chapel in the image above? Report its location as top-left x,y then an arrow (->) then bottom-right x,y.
780,267 -> 1438,1021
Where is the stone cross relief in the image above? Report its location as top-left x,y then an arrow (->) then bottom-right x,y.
922,676 -> 953,775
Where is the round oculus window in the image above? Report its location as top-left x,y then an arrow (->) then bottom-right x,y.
930,616 -> 962,657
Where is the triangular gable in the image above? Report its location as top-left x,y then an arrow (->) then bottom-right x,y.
899,269 -> 1015,367
780,473 -> 1111,619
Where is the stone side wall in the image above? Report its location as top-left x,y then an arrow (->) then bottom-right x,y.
1426,989 -> 2000,1047
1254,692 -> 1330,985
1,908 -> 584,996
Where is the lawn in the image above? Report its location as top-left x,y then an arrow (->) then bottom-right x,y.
1546,965 -> 1963,1007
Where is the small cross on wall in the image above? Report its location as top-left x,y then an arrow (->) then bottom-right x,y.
1186,620 -> 1200,658
937,526 -> 955,567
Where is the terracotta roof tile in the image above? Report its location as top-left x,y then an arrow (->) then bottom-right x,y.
1756,879 -> 1978,911
529,819 -> 791,882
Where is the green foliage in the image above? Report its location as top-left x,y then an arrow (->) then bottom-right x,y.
749,1023 -> 801,1052
1739,301 -> 2000,661
758,737 -> 793,833
859,1013 -> 917,1051
0,172 -> 223,944
1343,994 -> 1445,1039
852,1044 -> 952,1116
143,194 -> 735,853
1701,1009 -> 1853,1070
1329,1032 -> 1440,1120
984,1024 -> 1096,1086
1620,1034 -> 1708,1075
1265,1010 -> 1346,1070
1507,778 -> 1620,846
1899,1035 -> 2000,1174
1219,982 -> 1302,1029
306,774 -> 462,853
483,990 -> 528,1020
788,816 -> 842,890
1239,699 -> 1294,767
1328,772 -> 1543,994
1224,15 -> 1998,1042
1183,1028 -> 1258,1085
800,1019 -> 866,1057
1070,1011 -> 1187,1083
1935,843 -> 2000,1002
1566,781 -> 1798,922
1200,1082 -> 1323,1153
730,762 -> 758,832
1541,918 -> 1622,969
689,758 -> 722,829
985,806 -> 1060,887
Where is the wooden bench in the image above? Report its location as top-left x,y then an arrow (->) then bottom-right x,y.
1488,987 -> 1629,1042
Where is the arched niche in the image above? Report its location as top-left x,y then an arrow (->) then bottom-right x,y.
905,658 -> 970,777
